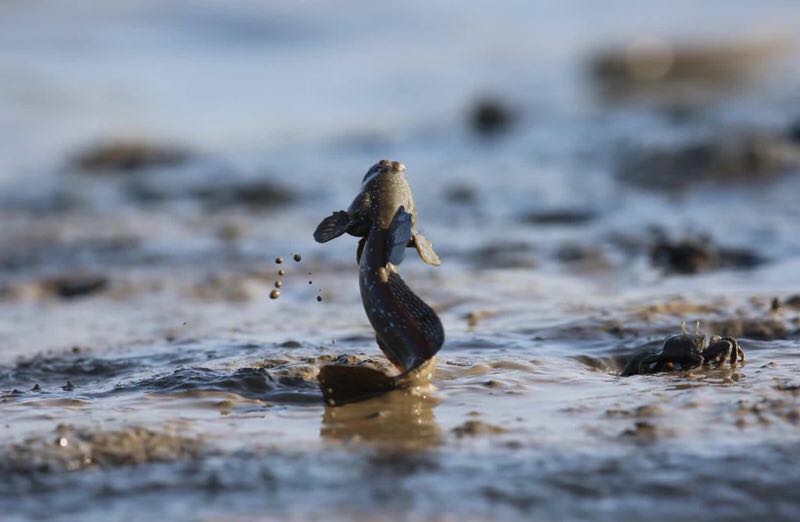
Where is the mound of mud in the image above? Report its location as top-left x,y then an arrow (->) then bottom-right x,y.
618,131 -> 800,192
73,140 -> 191,174
1,425 -> 204,474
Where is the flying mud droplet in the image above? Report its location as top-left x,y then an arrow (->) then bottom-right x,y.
278,269 -> 286,276
274,281 -> 283,288
293,253 -> 302,262
269,289 -> 281,300
275,257 -> 284,264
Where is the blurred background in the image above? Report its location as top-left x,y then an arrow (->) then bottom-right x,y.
2,2 -> 800,520
3,0 -> 800,352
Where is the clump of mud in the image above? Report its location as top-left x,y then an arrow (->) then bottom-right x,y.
0,235 -> 139,275
590,37 -> 787,103
522,208 -> 597,226
443,182 -> 478,204
1,273 -> 109,301
618,131 -> 800,192
733,397 -> 800,427
451,420 -> 508,438
466,241 -> 537,269
467,96 -> 518,136
650,234 -> 763,274
709,317 -> 793,341
1,425 -> 204,473
72,140 -> 191,173
44,274 -> 109,299
555,244 -> 612,271
619,421 -> 665,443
189,180 -> 295,210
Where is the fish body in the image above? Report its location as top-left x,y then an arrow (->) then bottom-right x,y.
314,160 -> 444,374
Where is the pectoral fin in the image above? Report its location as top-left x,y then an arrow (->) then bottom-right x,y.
387,206 -> 413,266
314,210 -> 351,243
412,233 -> 441,266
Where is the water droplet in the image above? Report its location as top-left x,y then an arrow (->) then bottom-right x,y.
316,296 -> 322,302
278,269 -> 286,276
269,289 -> 281,299
275,257 -> 284,264
293,253 -> 302,262
275,281 -> 283,288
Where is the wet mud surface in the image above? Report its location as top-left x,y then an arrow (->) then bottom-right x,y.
2,1 -> 800,521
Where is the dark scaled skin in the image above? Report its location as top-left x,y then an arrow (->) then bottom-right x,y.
313,160 -> 444,402
314,160 -> 440,267
622,331 -> 744,376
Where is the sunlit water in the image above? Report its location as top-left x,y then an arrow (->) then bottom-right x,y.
1,1 -> 800,521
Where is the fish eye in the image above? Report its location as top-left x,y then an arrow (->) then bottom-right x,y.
362,163 -> 380,182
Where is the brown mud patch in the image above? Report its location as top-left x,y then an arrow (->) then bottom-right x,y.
618,131 -> 800,193
73,140 -> 192,174
2,425 -> 204,473
451,420 -> 508,438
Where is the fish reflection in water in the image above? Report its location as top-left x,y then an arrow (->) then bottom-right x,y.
321,388 -> 441,448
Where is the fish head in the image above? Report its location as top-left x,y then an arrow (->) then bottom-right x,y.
362,159 -> 406,184
360,160 -> 415,229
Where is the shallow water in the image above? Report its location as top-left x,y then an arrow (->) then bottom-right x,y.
2,1 -> 800,521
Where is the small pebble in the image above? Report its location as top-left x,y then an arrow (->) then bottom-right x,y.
275,281 -> 283,288
62,381 -> 75,391
275,257 -> 284,264
278,270 -> 286,276
31,384 -> 41,392
293,253 -> 302,262
269,289 -> 281,300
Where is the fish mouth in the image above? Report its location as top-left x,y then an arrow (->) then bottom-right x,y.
362,159 -> 406,184
376,159 -> 405,173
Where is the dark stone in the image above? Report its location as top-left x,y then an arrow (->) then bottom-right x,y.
522,208 -> 596,226
650,237 -> 764,275
618,131 -> 800,192
47,275 -> 108,299
468,97 -> 516,136
443,183 -> 478,204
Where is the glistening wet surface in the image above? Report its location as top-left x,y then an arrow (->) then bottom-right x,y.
2,1 -> 800,521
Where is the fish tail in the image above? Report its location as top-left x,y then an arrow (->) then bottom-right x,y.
386,271 -> 445,360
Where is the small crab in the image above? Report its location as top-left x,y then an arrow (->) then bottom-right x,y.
622,322 -> 744,376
